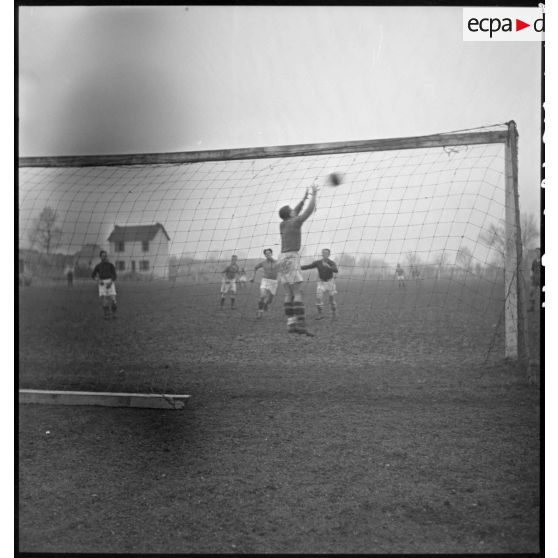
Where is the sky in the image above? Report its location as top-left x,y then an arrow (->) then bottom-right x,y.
18,5 -> 542,262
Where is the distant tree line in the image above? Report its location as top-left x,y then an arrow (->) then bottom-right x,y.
21,206 -> 539,285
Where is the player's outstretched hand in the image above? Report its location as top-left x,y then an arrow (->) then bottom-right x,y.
311,182 -> 320,194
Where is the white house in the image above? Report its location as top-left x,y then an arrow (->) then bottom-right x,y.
108,223 -> 170,279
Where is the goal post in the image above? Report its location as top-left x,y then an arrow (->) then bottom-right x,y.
503,121 -> 530,363
18,122 -> 529,405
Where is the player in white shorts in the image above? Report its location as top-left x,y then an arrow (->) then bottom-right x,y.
277,182 -> 319,335
91,250 -> 117,319
301,248 -> 339,320
220,255 -> 240,309
238,268 -> 247,288
395,263 -> 406,289
250,248 -> 279,318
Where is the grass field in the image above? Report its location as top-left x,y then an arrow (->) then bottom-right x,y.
18,278 -> 540,553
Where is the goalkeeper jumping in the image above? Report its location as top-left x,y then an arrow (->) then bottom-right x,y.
277,182 -> 319,336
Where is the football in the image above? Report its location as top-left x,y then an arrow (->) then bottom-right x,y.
327,172 -> 342,186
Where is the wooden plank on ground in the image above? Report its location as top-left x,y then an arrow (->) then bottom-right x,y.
19,389 -> 190,410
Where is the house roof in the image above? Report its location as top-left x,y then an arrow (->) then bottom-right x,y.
108,223 -> 170,243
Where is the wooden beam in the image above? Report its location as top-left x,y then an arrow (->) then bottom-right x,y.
19,389 -> 190,410
508,121 -> 530,365
504,122 -> 519,359
19,129 -> 509,168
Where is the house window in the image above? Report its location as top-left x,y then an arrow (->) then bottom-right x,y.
140,260 -> 150,271
142,241 -> 149,252
115,241 -> 125,252
116,261 -> 125,271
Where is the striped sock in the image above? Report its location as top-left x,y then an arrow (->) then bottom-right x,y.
293,301 -> 306,330
284,301 -> 296,331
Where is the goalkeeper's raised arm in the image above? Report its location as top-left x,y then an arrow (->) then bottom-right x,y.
292,189 -> 309,216
295,183 -> 318,223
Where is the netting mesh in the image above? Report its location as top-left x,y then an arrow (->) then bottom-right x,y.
18,139 -> 514,394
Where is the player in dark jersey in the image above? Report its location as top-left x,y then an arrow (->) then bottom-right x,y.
301,249 -> 339,320
528,248 -> 541,312
220,255 -> 240,309
91,251 -> 117,319
251,248 -> 278,318
277,182 -> 319,335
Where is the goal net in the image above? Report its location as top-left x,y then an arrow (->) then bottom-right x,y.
18,123 -> 529,399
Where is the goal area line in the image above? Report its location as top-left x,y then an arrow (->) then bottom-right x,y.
19,389 -> 191,410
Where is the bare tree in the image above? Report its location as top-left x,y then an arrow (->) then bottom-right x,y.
28,206 -> 62,255
456,246 -> 474,277
478,222 -> 505,259
433,250 -> 448,278
405,252 -> 423,278
357,256 -> 390,277
338,253 -> 356,268
521,212 -> 540,250
357,255 -> 370,269
478,212 -> 540,261
474,262 -> 485,277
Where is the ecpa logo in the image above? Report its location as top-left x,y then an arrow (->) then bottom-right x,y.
463,7 -> 544,41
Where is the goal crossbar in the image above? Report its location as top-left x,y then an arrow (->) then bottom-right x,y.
19,129 -> 509,168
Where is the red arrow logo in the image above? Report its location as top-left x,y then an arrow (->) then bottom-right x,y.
516,19 -> 530,31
